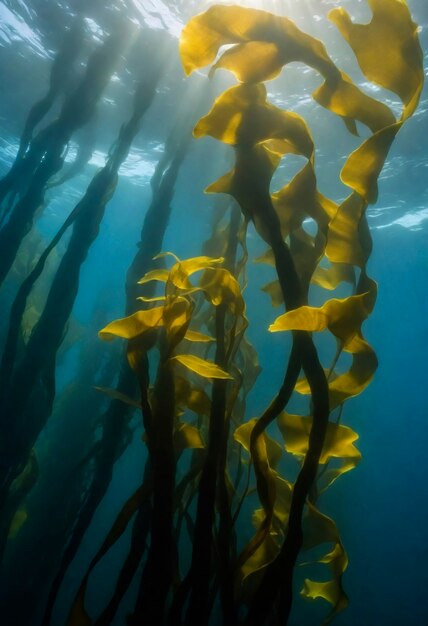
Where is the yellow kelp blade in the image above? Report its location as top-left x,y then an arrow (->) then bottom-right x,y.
340,123 -> 400,204
163,296 -> 193,348
262,280 -> 283,308
199,267 -> 246,316
8,509 -> 28,539
171,354 -> 233,380
329,334 -> 378,408
277,412 -> 361,466
179,5 -> 339,83
174,375 -> 211,416
311,263 -> 355,291
98,306 -> 164,341
183,329 -> 215,342
194,83 -> 313,155
269,286 -> 375,345
295,334 -> 377,409
329,0 -> 423,115
174,423 -> 205,452
301,579 -> 349,615
168,256 -> 224,291
325,193 -> 367,267
313,70 -> 395,133
137,268 -> 169,285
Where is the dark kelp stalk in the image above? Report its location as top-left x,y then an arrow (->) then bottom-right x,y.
0,1 -> 424,626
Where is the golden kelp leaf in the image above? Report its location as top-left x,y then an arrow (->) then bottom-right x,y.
240,532 -> 280,592
195,84 -> 313,155
163,296 -> 193,348
239,336 -> 262,392
211,40 -> 284,83
277,413 -> 361,466
199,267 -> 245,315
171,354 -> 233,380
340,123 -> 399,204
175,375 -> 211,416
234,418 -> 280,573
180,5 -> 340,85
136,295 -> 166,303
269,287 -> 375,345
329,334 -> 378,408
93,386 -> 141,409
301,578 -> 348,611
262,280 -> 283,307
168,256 -> 224,291
303,502 -> 340,551
311,263 -> 355,290
325,193 -> 366,267
8,509 -> 28,539
300,504 -> 349,621
174,423 -> 205,451
329,0 -> 423,114
184,329 -> 215,342
273,163 -> 317,237
137,268 -> 169,285
98,307 -> 164,341
234,418 -> 282,470
255,248 -> 275,266
313,70 -> 395,133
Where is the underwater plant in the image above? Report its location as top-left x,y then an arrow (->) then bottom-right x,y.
0,1 -> 423,626
62,2 -> 423,625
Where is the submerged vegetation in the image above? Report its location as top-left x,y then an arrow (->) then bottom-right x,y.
0,1 -> 424,625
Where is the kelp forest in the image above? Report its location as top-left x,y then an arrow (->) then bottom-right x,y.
0,1 -> 425,625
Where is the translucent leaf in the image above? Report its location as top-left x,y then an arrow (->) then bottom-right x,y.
99,307 -> 164,341
8,509 -> 28,539
171,354 -> 233,380
183,329 -> 215,342
93,386 -> 141,409
174,423 -> 205,451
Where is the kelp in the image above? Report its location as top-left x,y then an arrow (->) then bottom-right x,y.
0,302 -> 119,626
0,22 -> 129,287
0,2 -> 422,625
0,37 -> 163,531
0,17 -> 85,225
42,93 -> 192,625
178,2 -> 422,625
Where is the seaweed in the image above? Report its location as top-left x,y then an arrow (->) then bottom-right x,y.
0,22 -> 128,286
42,95 -> 191,626
0,2 -> 423,625
0,38 -> 163,531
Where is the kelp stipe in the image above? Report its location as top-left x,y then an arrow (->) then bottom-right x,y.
180,1 -> 423,624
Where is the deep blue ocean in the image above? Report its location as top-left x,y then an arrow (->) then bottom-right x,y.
0,1 -> 427,625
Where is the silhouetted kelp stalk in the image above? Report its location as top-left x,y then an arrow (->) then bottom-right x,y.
0,42 -> 163,528
178,2 -> 423,625
42,109 -> 192,626
0,301 -> 120,626
0,18 -> 85,226
0,22 -> 130,287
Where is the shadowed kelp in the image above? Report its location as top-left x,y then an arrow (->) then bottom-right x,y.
0,35 -> 164,528
43,97 -> 192,626
0,22 -> 130,287
0,17 -> 85,226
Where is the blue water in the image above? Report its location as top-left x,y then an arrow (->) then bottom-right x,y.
0,1 -> 427,625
